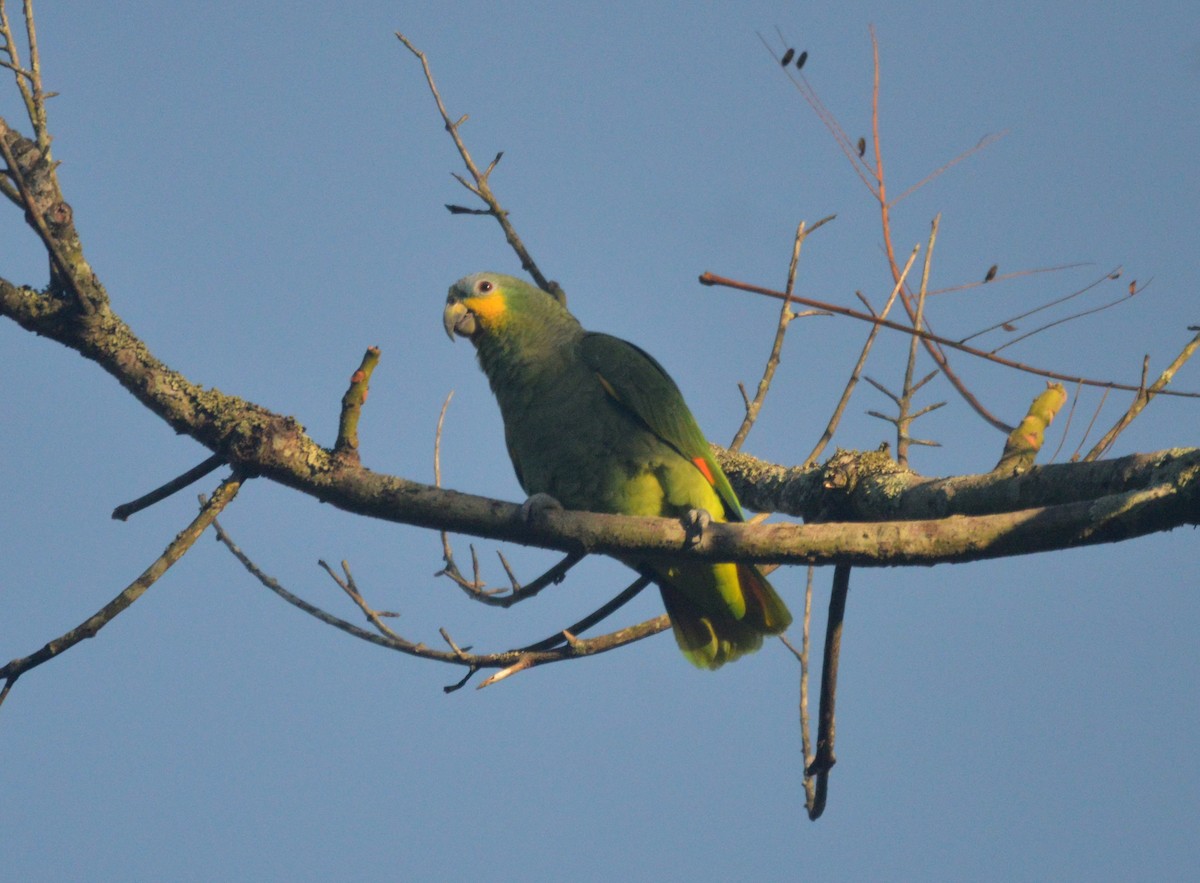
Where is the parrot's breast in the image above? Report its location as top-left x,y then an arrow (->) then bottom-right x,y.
482,344 -> 691,518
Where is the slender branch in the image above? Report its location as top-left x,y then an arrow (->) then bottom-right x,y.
731,217 -> 835,451
0,474 -> 242,711
780,566 -> 818,813
958,266 -> 1121,344
759,33 -> 876,195
1070,388 -> 1111,461
806,562 -> 852,820
927,261 -> 1091,298
895,216 -> 940,465
698,272 -> 1200,400
991,280 -> 1144,355
888,131 -> 1008,206
111,451 -> 227,520
396,33 -> 552,293
0,1 -> 40,144
519,575 -> 654,653
211,514 -> 669,686
804,245 -> 919,467
461,551 -> 587,608
320,559 -> 403,639
1084,328 -> 1200,461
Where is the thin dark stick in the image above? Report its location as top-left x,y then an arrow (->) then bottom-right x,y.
807,562 -> 851,820
520,574 -> 653,652
111,451 -> 226,520
958,266 -> 1121,344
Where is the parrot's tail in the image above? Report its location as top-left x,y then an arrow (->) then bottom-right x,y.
657,563 -> 792,670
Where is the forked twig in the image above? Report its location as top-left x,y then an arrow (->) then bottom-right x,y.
699,273 -> 1200,401
731,215 -> 835,452
958,266 -> 1122,344
803,245 -> 920,466
210,514 -> 671,692
1084,328 -> 1200,460
396,32 -> 553,294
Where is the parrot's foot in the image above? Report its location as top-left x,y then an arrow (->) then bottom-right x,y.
521,492 -> 564,523
681,508 -> 712,547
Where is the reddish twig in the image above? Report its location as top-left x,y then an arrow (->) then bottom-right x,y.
698,273 -> 1200,401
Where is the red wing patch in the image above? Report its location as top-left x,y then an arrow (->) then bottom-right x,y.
691,456 -> 716,486
595,372 -> 620,402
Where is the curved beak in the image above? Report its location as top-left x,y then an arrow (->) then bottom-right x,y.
443,301 -> 477,341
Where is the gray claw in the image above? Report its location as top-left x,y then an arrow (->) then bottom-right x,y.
521,493 -> 564,523
682,507 -> 712,547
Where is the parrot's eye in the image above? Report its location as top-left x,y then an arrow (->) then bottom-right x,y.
478,280 -> 493,294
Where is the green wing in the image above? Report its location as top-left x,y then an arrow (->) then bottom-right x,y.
580,332 -> 744,522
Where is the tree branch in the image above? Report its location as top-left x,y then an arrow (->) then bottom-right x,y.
0,474 -> 242,710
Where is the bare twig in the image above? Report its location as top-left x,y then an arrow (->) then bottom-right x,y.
1070,387 -> 1111,461
780,566 -> 818,813
990,280 -> 1145,355
396,33 -> 552,293
888,131 -> 1008,206
894,216 -> 940,465
211,513 -> 669,689
926,261 -> 1091,298
462,551 -> 587,608
1084,328 -> 1200,461
1049,382 -> 1084,463
1,474 -> 242,711
731,216 -> 835,452
759,33 -> 876,195
111,451 -> 227,521
520,574 -> 654,653
0,0 -> 50,151
806,562 -> 851,820
803,245 -> 920,467
698,273 -> 1200,401
958,266 -> 1121,344
319,559 -> 403,640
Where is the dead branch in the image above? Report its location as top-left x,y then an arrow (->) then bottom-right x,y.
395,33 -> 554,295
698,273 -> 1200,401
0,474 -> 242,711
731,215 -> 835,452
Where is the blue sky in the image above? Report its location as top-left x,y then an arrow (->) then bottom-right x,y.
3,2 -> 1198,880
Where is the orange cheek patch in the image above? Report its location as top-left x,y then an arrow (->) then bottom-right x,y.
462,295 -> 507,327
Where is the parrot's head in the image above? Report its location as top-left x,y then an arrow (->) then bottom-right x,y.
443,272 -> 575,346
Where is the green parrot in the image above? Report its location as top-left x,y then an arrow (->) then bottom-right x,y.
443,272 -> 791,669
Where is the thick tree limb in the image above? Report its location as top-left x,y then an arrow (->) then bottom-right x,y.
3,274 -> 1198,568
